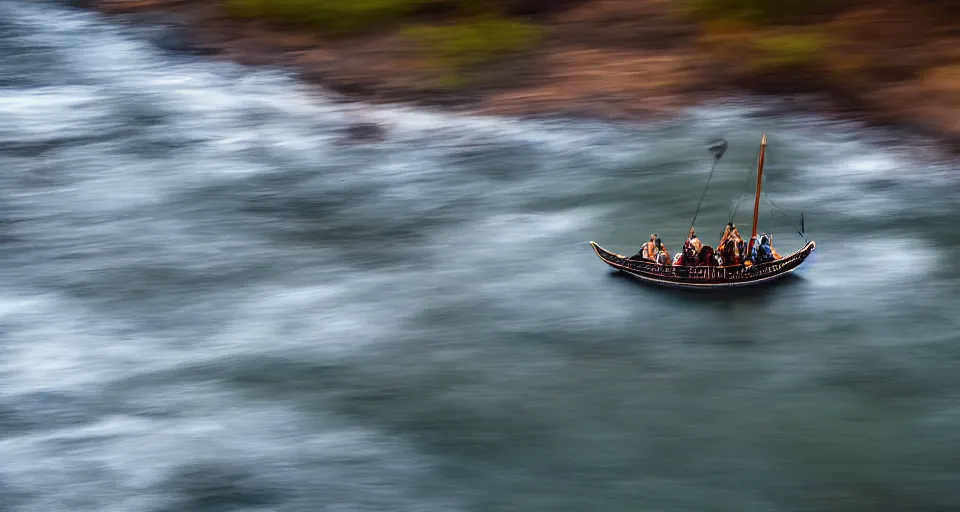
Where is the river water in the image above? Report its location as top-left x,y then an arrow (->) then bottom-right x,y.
2,1 -> 960,511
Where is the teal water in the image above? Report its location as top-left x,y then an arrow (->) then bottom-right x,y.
1,2 -> 959,511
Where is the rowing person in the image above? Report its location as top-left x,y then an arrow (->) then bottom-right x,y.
687,228 -> 703,253
732,227 -> 747,263
718,222 -> 746,265
675,229 -> 700,266
749,233 -> 782,264
653,237 -> 671,265
718,222 -> 735,248
768,235 -> 782,260
638,233 -> 658,261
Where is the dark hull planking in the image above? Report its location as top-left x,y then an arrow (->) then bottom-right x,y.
589,240 -> 816,289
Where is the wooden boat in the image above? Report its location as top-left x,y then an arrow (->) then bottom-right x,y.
590,134 -> 816,289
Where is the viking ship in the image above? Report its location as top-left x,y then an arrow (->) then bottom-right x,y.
589,134 -> 816,289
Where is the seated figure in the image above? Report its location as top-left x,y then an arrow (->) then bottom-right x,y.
653,238 -> 671,265
698,245 -> 719,266
629,233 -> 659,261
671,227 -> 701,266
750,233 -> 781,264
686,228 -> 703,254
675,239 -> 699,266
718,223 -> 745,265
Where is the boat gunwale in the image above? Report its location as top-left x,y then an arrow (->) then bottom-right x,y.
588,240 -> 815,288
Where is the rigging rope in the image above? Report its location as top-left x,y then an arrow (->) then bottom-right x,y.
689,155 -> 722,232
723,144 -> 807,243
728,169 -> 755,225
762,188 -> 807,242
723,145 -> 761,238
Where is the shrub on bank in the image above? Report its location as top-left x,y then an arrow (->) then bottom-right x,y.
404,16 -> 541,70
752,31 -> 830,69
227,0 -> 542,78
226,0 -> 565,33
682,0 -> 837,23
227,0 -> 433,33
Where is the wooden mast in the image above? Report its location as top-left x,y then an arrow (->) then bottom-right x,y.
747,133 -> 767,256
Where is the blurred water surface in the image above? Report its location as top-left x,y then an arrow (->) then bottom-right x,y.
2,1 -> 960,511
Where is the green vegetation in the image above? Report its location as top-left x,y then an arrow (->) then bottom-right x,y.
226,0 -> 541,85
682,0 -> 836,23
404,16 -> 540,71
688,0 -> 836,70
227,0 -> 432,34
751,31 -> 831,69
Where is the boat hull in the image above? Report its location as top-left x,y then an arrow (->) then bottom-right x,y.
589,240 -> 816,290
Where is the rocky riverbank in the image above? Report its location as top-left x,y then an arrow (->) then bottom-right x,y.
85,0 -> 960,152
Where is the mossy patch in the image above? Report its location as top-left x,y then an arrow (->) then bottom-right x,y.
225,0 -> 542,88
751,30 -> 831,69
227,0 -> 433,34
682,0 -> 836,24
404,16 -> 541,82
